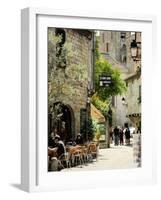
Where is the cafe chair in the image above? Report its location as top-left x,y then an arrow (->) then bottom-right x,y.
88,143 -> 99,161
58,152 -> 71,169
73,149 -> 84,166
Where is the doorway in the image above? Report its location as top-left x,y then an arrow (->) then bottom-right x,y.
49,102 -> 75,143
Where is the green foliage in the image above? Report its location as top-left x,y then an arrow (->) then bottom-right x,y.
98,124 -> 106,135
48,30 -> 76,72
87,118 -> 95,141
49,103 -> 63,120
48,29 -> 88,106
92,37 -> 127,126
81,117 -> 95,141
92,119 -> 98,133
95,58 -> 127,101
93,122 -> 106,142
48,29 -> 73,106
95,129 -> 101,142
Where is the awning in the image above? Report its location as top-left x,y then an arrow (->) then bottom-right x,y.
91,103 -> 105,123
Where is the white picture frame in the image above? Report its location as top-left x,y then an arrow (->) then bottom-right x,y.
21,7 -> 157,192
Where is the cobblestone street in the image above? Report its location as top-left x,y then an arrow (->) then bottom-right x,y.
62,142 -> 137,172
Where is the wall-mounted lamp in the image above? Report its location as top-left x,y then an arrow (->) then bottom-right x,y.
130,39 -> 141,62
122,97 -> 128,106
86,97 -> 90,104
87,82 -> 95,97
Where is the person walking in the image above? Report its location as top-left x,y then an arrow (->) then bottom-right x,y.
109,127 -> 114,144
125,126 -> 131,145
114,126 -> 119,146
119,127 -> 124,145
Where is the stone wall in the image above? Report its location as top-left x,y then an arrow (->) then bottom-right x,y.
48,28 -> 93,135
99,31 -> 121,61
112,95 -> 130,127
98,31 -> 141,129
125,75 -> 141,128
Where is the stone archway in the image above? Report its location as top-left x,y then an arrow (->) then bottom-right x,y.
50,102 -> 75,143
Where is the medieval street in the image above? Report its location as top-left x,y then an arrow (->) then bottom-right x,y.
48,29 -> 142,172
62,141 -> 137,172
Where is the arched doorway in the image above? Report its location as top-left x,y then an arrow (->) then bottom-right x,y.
60,104 -> 75,142
49,102 -> 75,144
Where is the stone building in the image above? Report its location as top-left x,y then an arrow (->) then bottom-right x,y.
99,30 -> 141,166
99,31 -> 141,130
99,31 -> 130,127
124,32 -> 141,130
48,28 -> 94,143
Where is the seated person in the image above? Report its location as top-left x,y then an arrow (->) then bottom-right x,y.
54,135 -> 66,158
75,133 -> 83,145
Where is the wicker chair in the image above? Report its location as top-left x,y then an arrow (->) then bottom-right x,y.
72,149 -> 84,166
88,143 -> 99,161
58,152 -> 71,169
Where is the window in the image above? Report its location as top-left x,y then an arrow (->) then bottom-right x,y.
106,42 -> 109,52
123,56 -> 127,63
121,44 -> 127,64
138,85 -> 141,103
121,32 -> 126,39
55,28 -> 66,68
55,28 -> 66,44
80,108 -> 87,135
102,33 -> 104,43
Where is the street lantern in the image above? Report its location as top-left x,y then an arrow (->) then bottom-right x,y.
86,97 -> 90,104
130,39 -> 137,60
122,97 -> 128,106
130,39 -> 141,61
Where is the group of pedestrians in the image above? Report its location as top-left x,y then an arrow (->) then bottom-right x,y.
110,126 -> 131,146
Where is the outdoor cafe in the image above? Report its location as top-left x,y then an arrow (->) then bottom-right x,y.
48,141 -> 99,171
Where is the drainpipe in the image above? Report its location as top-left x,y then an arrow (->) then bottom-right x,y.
92,31 -> 95,91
